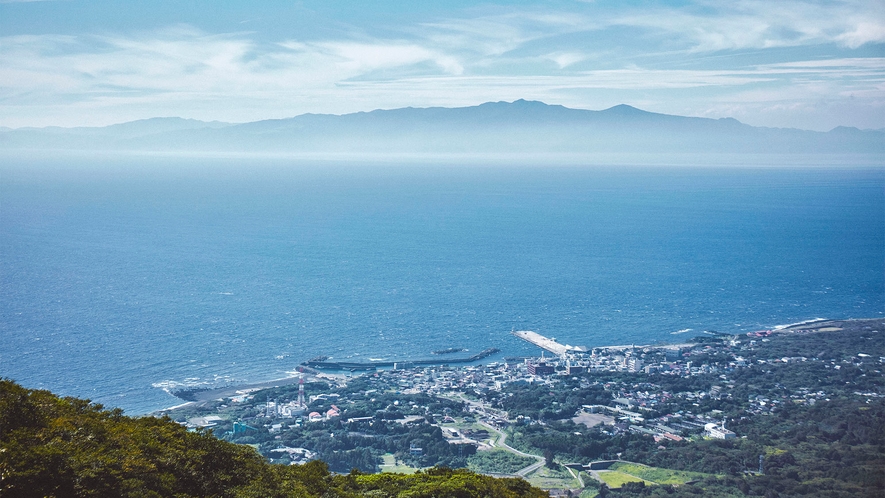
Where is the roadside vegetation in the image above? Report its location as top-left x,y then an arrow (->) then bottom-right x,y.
467,449 -> 536,474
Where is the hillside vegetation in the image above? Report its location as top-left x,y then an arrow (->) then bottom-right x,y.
0,379 -> 546,498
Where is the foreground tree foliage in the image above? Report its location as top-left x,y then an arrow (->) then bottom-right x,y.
0,380 -> 547,498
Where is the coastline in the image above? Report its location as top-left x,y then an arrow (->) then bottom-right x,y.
155,318 -> 880,414
157,375 -> 305,411
596,342 -> 697,351
160,401 -> 195,412
156,370 -> 351,413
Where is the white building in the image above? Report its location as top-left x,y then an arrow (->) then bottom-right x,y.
705,422 -> 736,439
627,358 -> 644,373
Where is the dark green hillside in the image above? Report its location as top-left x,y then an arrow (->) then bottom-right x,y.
0,379 -> 546,498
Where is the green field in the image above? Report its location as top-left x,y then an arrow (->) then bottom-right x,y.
525,465 -> 583,490
596,470 -> 649,488
379,454 -> 422,474
609,462 -> 712,485
467,449 -> 536,474
578,488 -> 599,498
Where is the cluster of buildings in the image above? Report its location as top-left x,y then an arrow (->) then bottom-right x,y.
264,399 -> 308,419
269,447 -> 316,465
330,337 -> 738,402
307,403 -> 341,422
179,326 -> 881,465
332,350 -> 742,444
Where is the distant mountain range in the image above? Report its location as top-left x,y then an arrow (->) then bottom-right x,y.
2,100 -> 883,159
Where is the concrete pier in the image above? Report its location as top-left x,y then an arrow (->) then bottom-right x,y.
511,330 -> 586,356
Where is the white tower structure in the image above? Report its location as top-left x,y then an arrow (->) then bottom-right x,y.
297,370 -> 306,407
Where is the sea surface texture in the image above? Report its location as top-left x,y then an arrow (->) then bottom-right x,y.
2,158 -> 883,414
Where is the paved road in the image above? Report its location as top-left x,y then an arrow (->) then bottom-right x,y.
454,393 -> 508,419
516,460 -> 545,477
478,421 -> 545,476
478,422 -> 539,459
566,466 -> 585,487
448,392 -> 545,478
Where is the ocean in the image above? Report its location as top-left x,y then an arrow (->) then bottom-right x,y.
1,157 -> 883,414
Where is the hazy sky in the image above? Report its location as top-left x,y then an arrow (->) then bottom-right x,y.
1,0 -> 883,130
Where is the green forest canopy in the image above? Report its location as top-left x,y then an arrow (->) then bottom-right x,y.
0,379 -> 547,498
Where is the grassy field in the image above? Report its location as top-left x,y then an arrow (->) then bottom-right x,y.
578,488 -> 599,498
596,470 -> 650,488
378,454 -> 422,474
609,462 -> 711,485
524,465 -> 583,490
467,449 -> 536,474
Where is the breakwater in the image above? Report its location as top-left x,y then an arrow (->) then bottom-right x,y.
303,348 -> 501,370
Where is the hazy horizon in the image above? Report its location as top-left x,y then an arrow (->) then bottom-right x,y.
2,100 -> 883,133
3,100 -> 882,162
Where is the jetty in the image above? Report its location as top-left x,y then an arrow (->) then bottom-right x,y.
432,348 -> 467,355
303,348 -> 500,370
511,330 -> 587,356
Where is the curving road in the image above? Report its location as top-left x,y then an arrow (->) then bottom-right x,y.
478,421 -> 545,476
447,392 -> 545,478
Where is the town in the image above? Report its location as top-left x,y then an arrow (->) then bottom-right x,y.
160,318 -> 885,496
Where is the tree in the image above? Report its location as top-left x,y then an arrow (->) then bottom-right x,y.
597,483 -> 610,497
0,379 -> 549,498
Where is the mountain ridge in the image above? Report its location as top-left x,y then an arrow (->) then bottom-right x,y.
2,100 -> 882,158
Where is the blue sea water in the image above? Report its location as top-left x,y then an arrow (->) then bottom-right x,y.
1,157 -> 883,414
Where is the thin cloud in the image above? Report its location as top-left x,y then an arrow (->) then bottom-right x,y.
547,52 -> 586,69
609,0 -> 885,52
0,1 -> 883,129
835,21 -> 885,48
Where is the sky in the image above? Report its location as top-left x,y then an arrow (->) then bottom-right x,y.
1,0 -> 883,131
